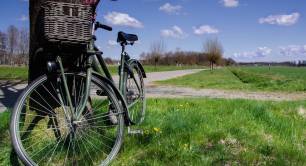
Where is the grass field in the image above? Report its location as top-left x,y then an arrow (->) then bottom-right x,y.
158,66 -> 306,92
0,67 -> 29,80
1,98 -> 305,165
0,65 -> 203,81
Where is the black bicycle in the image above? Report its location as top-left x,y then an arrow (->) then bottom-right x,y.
10,0 -> 146,165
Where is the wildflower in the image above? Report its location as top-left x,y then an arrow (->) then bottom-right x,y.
183,143 -> 189,150
153,127 -> 161,133
144,129 -> 150,135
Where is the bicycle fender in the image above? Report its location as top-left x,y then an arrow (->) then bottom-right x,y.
127,59 -> 147,78
92,73 -> 134,126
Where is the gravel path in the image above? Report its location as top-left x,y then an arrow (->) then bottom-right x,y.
146,85 -> 306,101
1,68 -> 306,112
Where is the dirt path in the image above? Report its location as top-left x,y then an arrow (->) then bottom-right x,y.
1,69 -> 306,112
146,85 -> 306,101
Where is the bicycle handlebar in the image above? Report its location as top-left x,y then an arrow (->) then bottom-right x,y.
95,22 -> 113,31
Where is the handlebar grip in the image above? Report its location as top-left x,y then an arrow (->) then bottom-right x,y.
100,24 -> 113,31
95,22 -> 113,31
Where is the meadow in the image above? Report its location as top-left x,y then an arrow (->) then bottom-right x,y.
0,65 -> 204,81
0,98 -> 305,165
158,66 -> 306,92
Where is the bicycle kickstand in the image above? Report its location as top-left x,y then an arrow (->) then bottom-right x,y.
127,126 -> 143,135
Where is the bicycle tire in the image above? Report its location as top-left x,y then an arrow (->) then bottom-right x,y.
10,73 -> 124,166
124,62 -> 146,125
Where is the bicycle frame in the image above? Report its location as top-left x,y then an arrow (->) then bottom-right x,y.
55,32 -> 141,124
53,6 -> 145,124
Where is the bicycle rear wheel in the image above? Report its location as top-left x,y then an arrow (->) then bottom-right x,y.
124,62 -> 146,125
10,73 -> 124,166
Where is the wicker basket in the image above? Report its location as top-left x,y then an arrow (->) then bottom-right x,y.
41,1 -> 93,45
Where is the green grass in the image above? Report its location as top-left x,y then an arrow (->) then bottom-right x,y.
0,66 -> 28,80
0,65 -> 203,81
158,66 -> 306,92
1,98 -> 305,165
0,111 -> 12,165
143,65 -> 204,73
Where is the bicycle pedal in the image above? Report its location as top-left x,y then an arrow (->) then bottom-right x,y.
128,127 -> 143,135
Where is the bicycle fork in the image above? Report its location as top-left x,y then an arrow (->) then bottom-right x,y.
56,56 -> 93,122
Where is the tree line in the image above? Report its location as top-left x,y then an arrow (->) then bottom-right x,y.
140,38 -> 236,70
0,25 -> 29,66
0,25 -> 236,69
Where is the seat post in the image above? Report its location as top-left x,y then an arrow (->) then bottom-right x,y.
121,42 -> 126,54
119,42 -> 127,94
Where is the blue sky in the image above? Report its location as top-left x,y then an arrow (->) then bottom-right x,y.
0,0 -> 305,62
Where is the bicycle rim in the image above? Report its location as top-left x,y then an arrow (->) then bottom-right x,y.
10,73 -> 124,166
125,63 -> 146,125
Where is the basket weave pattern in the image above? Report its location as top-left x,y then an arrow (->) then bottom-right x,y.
42,1 -> 93,45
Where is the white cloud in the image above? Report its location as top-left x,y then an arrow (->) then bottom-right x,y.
259,12 -> 300,26
256,47 -> 273,57
220,0 -> 239,8
18,15 -> 28,21
159,3 -> 182,14
161,26 -> 187,39
108,40 -> 118,47
193,25 -> 219,35
104,12 -> 143,28
279,45 -> 306,56
233,47 -> 272,58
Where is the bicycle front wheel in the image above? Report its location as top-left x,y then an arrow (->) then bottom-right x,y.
10,73 -> 124,166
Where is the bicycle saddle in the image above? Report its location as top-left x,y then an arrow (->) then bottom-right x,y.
117,31 -> 138,43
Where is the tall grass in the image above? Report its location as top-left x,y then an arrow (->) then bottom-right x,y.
230,67 -> 306,91
1,99 -> 305,165
114,99 -> 306,165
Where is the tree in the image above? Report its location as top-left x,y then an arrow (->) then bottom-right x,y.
203,38 -> 223,71
18,27 -> 30,65
0,31 -> 7,64
224,58 -> 236,66
7,25 -> 19,65
19,28 -> 29,56
150,40 -> 166,68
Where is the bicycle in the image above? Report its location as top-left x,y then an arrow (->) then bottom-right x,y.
10,0 -> 146,165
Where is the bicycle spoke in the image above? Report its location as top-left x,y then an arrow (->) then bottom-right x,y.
79,112 -> 123,122
12,73 -> 124,165
42,83 -> 62,107
78,130 -> 95,164
38,133 -> 63,165
27,96 -> 55,115
33,89 -> 54,111
21,104 -> 55,117
87,127 -> 115,142
64,134 -> 72,165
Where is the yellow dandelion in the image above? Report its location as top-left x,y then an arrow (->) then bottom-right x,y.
153,127 -> 161,133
